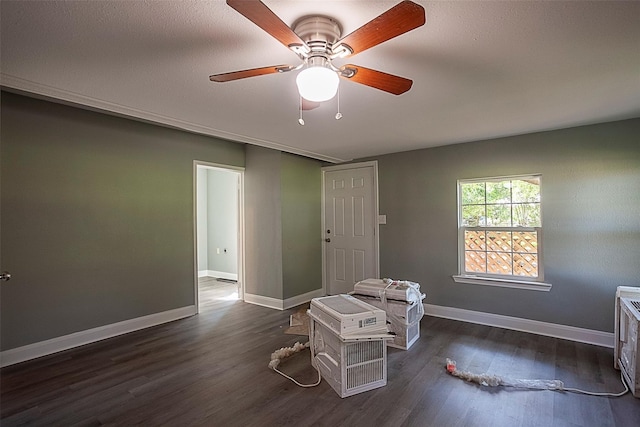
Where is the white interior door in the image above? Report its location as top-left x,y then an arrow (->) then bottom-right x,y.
323,162 -> 379,295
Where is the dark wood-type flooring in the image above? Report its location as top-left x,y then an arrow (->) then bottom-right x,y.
2,279 -> 638,426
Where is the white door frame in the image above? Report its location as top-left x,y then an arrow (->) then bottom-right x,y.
193,161 -> 245,312
321,161 -> 380,295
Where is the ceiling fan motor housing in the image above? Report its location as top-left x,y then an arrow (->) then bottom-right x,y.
293,16 -> 342,57
294,16 -> 342,45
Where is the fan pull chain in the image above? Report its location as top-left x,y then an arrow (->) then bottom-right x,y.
298,96 -> 305,126
335,86 -> 343,120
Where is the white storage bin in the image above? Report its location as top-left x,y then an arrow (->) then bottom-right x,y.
309,313 -> 390,398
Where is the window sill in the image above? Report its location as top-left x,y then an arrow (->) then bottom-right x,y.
452,275 -> 552,292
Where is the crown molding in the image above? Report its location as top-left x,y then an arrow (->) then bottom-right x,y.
0,73 -> 347,164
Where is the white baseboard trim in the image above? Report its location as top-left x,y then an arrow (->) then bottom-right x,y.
283,288 -> 325,310
0,305 -> 197,368
200,270 -> 237,281
243,293 -> 282,310
424,303 -> 614,348
244,288 -> 325,311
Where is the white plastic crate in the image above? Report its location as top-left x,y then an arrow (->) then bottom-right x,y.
309,313 -> 390,398
353,294 -> 422,350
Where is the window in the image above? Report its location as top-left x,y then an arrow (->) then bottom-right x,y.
454,175 -> 551,291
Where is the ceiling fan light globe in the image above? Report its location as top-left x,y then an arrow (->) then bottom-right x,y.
296,67 -> 339,102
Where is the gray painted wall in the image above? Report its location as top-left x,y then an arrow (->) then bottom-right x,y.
196,167 -> 237,276
244,146 -> 283,299
281,154 -> 322,299
0,92 -> 244,351
244,146 -> 323,300
364,118 -> 640,333
206,169 -> 237,275
5,89 -> 633,354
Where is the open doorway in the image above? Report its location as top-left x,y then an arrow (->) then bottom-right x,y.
194,162 -> 244,311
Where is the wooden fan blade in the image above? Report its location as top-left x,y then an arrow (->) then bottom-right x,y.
227,0 -> 306,50
340,64 -> 413,95
210,65 -> 293,82
334,1 -> 425,57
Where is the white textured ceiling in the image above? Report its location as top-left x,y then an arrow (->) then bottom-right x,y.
1,1 -> 639,163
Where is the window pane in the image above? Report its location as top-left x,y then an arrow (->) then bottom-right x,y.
465,230 -> 486,250
512,231 -> 538,253
512,178 -> 540,203
459,175 -> 542,282
462,205 -> 485,226
486,231 -> 511,252
461,182 -> 485,205
486,205 -> 511,226
513,203 -> 541,227
486,181 -> 511,204
487,252 -> 512,275
465,251 -> 486,273
514,253 -> 538,277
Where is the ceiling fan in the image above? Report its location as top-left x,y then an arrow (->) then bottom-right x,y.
210,0 -> 426,108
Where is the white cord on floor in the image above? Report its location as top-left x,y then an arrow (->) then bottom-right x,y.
268,341 -> 322,388
273,365 -> 322,388
562,372 -> 629,397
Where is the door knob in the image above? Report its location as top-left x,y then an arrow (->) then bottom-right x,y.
325,238 -> 331,243
1,271 -> 11,281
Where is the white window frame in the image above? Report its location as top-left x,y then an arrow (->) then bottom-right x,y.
452,174 -> 552,291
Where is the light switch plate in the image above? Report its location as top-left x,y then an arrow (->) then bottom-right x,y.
378,214 -> 387,225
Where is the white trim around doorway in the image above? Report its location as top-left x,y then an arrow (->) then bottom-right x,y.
193,161 -> 245,311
